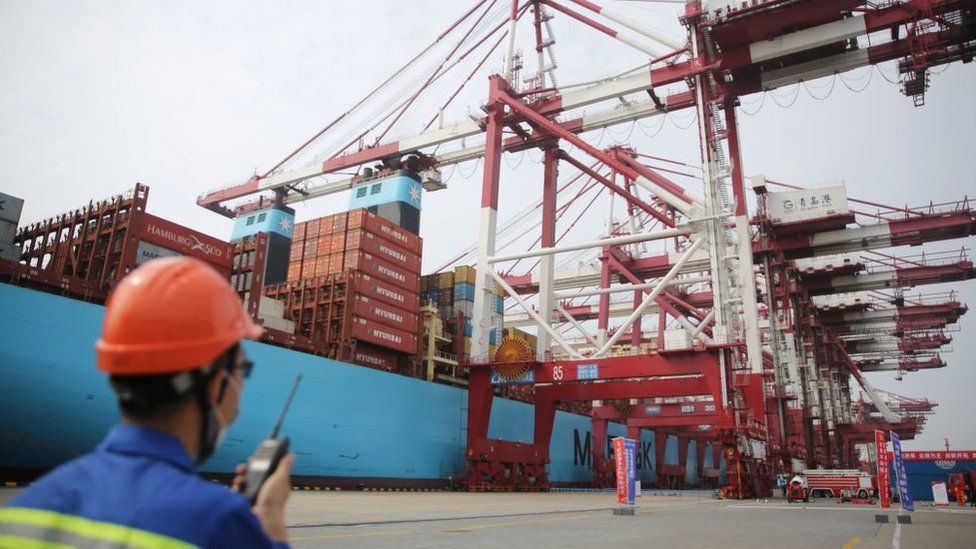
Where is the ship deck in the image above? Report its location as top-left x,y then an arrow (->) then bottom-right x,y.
4,489 -> 974,547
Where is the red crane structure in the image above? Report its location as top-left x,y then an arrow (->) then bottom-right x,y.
197,1 -> 976,498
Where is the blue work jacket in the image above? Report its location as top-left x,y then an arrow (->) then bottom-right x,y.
0,424 -> 289,548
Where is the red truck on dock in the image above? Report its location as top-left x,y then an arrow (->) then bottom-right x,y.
803,469 -> 877,499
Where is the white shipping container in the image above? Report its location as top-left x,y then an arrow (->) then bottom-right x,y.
0,219 -> 16,245
767,185 -> 849,224
0,192 -> 25,225
0,241 -> 20,262
135,240 -> 181,265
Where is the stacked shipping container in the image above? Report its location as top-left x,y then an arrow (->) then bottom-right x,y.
420,265 -> 504,361
269,208 -> 423,371
0,192 -> 23,262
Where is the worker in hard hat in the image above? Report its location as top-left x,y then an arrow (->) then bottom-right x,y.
0,257 -> 293,548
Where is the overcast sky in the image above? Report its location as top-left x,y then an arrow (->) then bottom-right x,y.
2,1 -> 974,450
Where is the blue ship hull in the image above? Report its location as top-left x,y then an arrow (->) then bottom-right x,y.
0,283 -> 722,487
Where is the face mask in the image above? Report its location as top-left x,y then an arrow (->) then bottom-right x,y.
213,373 -> 242,446
197,371 -> 242,464
212,406 -> 230,448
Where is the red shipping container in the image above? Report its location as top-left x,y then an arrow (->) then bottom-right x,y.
351,294 -> 419,333
289,241 -> 304,261
344,231 -> 361,250
287,261 -> 302,282
293,222 -> 306,241
317,235 -> 331,252
351,343 -> 399,371
140,213 -> 234,270
303,241 -> 318,259
306,218 -> 321,238
320,216 -> 333,235
315,256 -> 329,275
333,214 -> 347,234
301,260 -> 316,279
351,273 -> 420,311
346,230 -> 420,273
328,253 -> 344,273
344,251 -> 420,293
330,233 -> 346,254
350,317 -> 418,355
361,211 -> 422,255
347,209 -> 366,230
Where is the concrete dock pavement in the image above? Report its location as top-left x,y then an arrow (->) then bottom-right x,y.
3,489 -> 975,547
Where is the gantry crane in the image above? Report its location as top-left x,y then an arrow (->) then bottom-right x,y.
198,0 -> 976,496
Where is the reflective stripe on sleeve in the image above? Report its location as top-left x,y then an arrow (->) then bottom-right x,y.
0,533 -> 75,549
0,508 -> 199,549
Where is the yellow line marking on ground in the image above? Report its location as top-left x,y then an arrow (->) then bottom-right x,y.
843,536 -> 860,549
291,529 -> 420,541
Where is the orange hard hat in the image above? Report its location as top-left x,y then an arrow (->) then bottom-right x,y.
96,256 -> 264,375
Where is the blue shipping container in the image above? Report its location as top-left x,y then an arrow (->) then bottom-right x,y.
463,319 -> 498,344
454,282 -> 476,302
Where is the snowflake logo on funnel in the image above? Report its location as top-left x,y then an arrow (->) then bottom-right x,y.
408,184 -> 422,205
278,216 -> 293,234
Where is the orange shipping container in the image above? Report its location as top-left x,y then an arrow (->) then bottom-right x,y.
317,235 -> 331,253
306,218 -> 321,238
347,209 -> 366,230
293,222 -> 306,241
321,216 -> 333,235
329,254 -> 344,273
330,233 -> 346,253
333,212 -> 347,234
289,241 -> 304,261
302,260 -> 317,279
287,260 -> 302,282
303,241 -> 318,259
315,256 -> 329,275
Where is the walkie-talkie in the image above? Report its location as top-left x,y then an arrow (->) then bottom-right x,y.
242,373 -> 302,506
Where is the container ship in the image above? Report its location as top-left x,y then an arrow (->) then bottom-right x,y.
0,179 -> 702,490
4,0 -> 976,498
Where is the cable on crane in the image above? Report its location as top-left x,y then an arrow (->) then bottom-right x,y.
667,111 -> 698,130
769,84 -> 801,108
504,150 -> 528,170
458,157 -> 483,180
875,62 -> 901,85
839,67 -> 874,93
801,75 -> 837,101
594,127 -> 609,147
372,0 -> 509,147
636,114 -> 666,137
276,0 -> 503,174
739,92 -> 766,116
318,0 -> 520,164
607,121 -> 637,144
